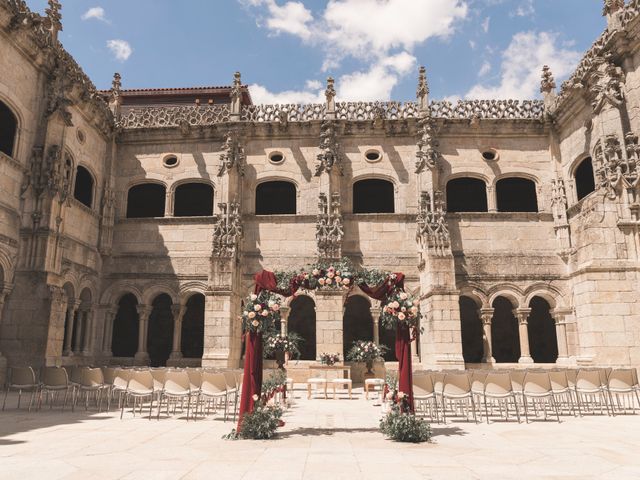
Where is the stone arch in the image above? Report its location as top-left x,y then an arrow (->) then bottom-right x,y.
351,177 -> 395,214
458,295 -> 483,363
523,284 -> 565,310
343,294 -> 373,358
527,296 -> 559,363
288,294 -> 316,360
126,182 -> 167,218
0,95 -> 20,158
147,293 -> 174,366
0,249 -> 15,286
255,179 -> 297,215
570,155 -> 596,202
487,285 -> 524,309
181,292 -> 205,359
494,175 -> 539,212
172,179 -> 215,217
491,295 -> 520,363
111,292 -> 139,358
179,281 -> 207,304
142,284 -> 179,306
73,164 -> 96,209
446,176 -> 488,212
100,282 -> 143,306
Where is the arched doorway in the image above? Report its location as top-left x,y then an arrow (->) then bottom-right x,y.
112,293 -> 139,357
181,293 -> 204,359
528,297 -> 558,363
459,296 -> 483,363
491,296 -> 520,363
288,295 -> 316,360
343,295 -> 373,358
574,157 -> 595,201
147,294 -> 174,366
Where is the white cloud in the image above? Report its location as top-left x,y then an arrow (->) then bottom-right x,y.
107,39 -> 132,61
466,31 -> 581,100
265,1 -> 313,40
481,16 -> 490,33
81,6 -> 107,22
478,61 -> 491,77
513,0 -> 534,17
249,83 -> 324,104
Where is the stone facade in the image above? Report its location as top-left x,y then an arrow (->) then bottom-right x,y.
1,0 -> 640,382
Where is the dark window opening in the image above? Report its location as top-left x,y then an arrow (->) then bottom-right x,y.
174,183 -> 213,217
147,293 -> 174,367
111,294 -> 139,357
446,178 -> 488,212
528,297 -> 558,363
343,296 -> 373,359
353,179 -> 394,213
496,177 -> 538,212
181,294 -> 204,358
269,152 -> 284,163
255,181 -> 296,215
365,150 -> 381,161
288,295 -> 316,360
575,157 -> 596,201
482,150 -> 497,161
163,155 -> 178,167
459,296 -> 483,363
126,183 -> 166,218
491,296 -> 520,363
0,101 -> 17,157
73,165 -> 94,208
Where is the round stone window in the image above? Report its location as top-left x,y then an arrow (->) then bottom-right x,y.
268,151 -> 285,165
364,149 -> 382,163
481,149 -> 499,161
163,154 -> 179,168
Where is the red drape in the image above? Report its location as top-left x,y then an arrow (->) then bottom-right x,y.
395,323 -> 414,413
358,272 -> 405,300
237,331 -> 263,432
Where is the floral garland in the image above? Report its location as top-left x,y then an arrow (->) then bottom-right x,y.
263,332 -> 302,359
380,289 -> 421,330
319,352 -> 340,365
346,340 -> 388,362
241,291 -> 281,333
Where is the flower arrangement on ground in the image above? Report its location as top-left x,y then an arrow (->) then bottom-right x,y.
346,340 -> 388,375
241,291 -> 281,333
380,289 -> 421,330
225,395 -> 284,440
319,352 -> 340,366
263,332 -> 303,367
261,369 -> 288,403
380,391 -> 431,443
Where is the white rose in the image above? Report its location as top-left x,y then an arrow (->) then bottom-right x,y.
250,294 -> 258,301
254,304 -> 262,312
261,310 -> 269,317
318,278 -> 325,285
326,278 -> 333,285
252,394 -> 259,401
248,311 -> 256,319
393,301 -> 400,309
312,269 -> 319,276
342,278 -> 350,285
400,292 -> 408,300
252,320 -> 260,327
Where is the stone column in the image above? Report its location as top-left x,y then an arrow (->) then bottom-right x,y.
82,310 -> 93,354
74,310 -> 86,355
0,288 -> 11,386
487,185 -> 497,212
134,305 -> 152,364
315,290 -> 343,359
479,308 -> 495,363
102,308 -> 117,356
515,308 -> 533,364
552,308 -> 571,365
280,305 -> 290,335
63,301 -> 80,356
169,304 -> 186,362
370,306 -> 381,345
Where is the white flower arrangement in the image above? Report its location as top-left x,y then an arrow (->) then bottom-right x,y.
380,290 -> 421,330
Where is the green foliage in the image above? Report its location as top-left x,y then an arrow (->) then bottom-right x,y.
379,409 -> 432,443
355,268 -> 388,288
385,370 -> 399,391
233,400 -> 284,440
346,340 -> 388,362
262,369 -> 287,399
380,289 -> 421,330
241,291 -> 281,333
263,332 -> 303,359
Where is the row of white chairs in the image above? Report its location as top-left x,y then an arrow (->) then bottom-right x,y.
412,368 -> 640,424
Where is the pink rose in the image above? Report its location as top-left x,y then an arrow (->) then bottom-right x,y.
251,320 -> 260,327
318,278 -> 325,285
250,294 -> 258,301
254,304 -> 262,312
312,269 -> 320,276
326,278 -> 333,285
400,292 -> 408,300
398,312 -> 406,321
261,310 -> 269,317
342,278 -> 350,285
271,303 -> 280,311
248,311 -> 256,319
328,271 -> 335,278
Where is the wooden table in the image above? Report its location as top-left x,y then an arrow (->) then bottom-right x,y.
307,365 -> 352,399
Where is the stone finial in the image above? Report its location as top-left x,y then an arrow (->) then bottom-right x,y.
230,71 -> 242,119
325,77 -> 336,118
46,0 -> 62,41
109,72 -> 122,116
603,0 -> 624,29
416,66 -> 429,112
111,72 -> 122,96
540,65 -> 556,94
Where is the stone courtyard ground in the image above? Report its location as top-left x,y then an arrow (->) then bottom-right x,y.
1,387 -> 640,480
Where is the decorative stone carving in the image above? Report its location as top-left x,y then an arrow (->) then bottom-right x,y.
212,202 -> 242,258
99,187 -> 116,254
230,71 -> 242,119
416,190 -> 450,257
316,192 -> 343,260
416,66 -> 429,112
415,114 -> 439,174
540,65 -> 556,94
23,145 -> 72,201
429,99 -> 544,120
45,59 -> 74,125
589,57 -> 625,113
315,121 -> 342,176
593,134 -> 634,197
325,76 -> 336,116
217,131 -> 245,177
550,177 -> 573,257
45,0 -> 61,41
109,72 -> 122,117
120,104 -> 230,129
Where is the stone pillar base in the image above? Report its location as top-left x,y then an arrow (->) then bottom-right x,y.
134,352 -> 150,365
202,354 -> 239,368
556,356 -> 573,366
518,356 -> 534,364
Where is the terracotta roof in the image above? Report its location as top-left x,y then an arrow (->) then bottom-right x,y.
98,84 -> 253,105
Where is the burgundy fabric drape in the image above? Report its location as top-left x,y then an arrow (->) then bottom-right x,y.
237,331 -> 263,432
358,272 -> 405,300
395,323 -> 414,412
254,270 -> 278,294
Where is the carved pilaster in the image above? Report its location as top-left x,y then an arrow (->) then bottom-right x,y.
416,190 -> 450,261
589,57 -> 625,114
109,72 -> 122,118
315,121 -> 342,176
325,76 -> 336,119
515,308 -> 533,364
218,131 -> 245,177
416,66 -> 429,113
230,71 -> 242,120
550,177 -> 573,257
316,192 -> 343,260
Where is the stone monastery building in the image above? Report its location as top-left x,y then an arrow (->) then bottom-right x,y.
2,0 -> 640,383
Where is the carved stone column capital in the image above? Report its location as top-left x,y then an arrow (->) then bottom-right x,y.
514,308 -> 532,324
136,304 -> 152,320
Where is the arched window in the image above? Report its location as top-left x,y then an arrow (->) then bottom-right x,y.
0,100 -> 18,157
147,293 -> 174,367
112,293 -> 139,357
446,178 -> 488,212
288,295 -> 316,360
343,296 -> 373,358
73,165 -> 94,208
174,183 -> 214,217
353,179 -> 394,213
181,293 -> 204,359
528,297 -> 558,363
491,296 -> 520,363
126,183 -> 166,218
496,177 -> 538,212
459,296 -> 483,363
255,181 -> 296,215
575,157 -> 596,201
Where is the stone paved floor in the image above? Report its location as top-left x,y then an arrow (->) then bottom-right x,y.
1,387 -> 640,479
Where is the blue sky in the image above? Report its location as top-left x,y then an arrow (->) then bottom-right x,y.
29,1 -> 605,103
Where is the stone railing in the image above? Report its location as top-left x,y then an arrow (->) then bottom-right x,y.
241,103 -> 325,122
622,0 -> 640,27
119,105 -> 230,129
430,99 -> 544,119
334,101 -> 419,120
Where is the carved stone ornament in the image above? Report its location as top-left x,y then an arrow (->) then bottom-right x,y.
593,132 -> 640,197
315,121 -> 342,176
550,177 -> 573,256
415,114 -> 439,174
416,190 -> 450,257
603,0 -> 625,16
316,192 -> 343,260
589,56 -> 625,113
325,76 -> 336,113
212,202 -> 243,258
416,66 -> 429,112
217,131 -> 245,177
23,144 -> 72,201
540,65 -> 556,94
